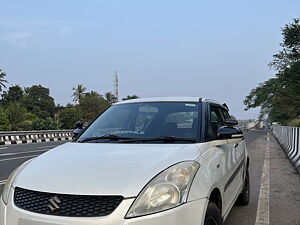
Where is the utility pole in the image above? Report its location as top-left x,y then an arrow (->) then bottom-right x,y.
113,71 -> 119,102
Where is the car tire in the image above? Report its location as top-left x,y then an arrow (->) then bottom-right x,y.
237,167 -> 250,205
204,202 -> 223,225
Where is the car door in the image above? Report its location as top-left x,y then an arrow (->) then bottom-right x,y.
207,104 -> 241,214
219,107 -> 245,213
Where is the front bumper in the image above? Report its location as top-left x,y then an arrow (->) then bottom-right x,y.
0,191 -> 208,225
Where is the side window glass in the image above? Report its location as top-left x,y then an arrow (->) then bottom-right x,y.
208,106 -> 224,140
221,108 -> 231,120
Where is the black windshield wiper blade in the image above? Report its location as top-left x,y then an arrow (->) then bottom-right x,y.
119,136 -> 196,143
79,134 -> 134,143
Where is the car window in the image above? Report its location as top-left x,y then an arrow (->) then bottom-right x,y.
101,109 -> 131,129
208,105 -> 224,140
134,112 -> 157,133
166,112 -> 198,128
220,108 -> 231,119
77,102 -> 200,142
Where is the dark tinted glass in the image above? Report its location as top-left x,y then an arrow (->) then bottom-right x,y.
207,106 -> 224,140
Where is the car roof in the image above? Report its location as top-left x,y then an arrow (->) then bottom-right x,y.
114,97 -> 222,105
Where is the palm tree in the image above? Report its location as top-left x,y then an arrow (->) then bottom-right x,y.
72,84 -> 86,103
0,69 -> 8,92
105,92 -> 117,104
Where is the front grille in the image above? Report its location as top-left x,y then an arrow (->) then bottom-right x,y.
14,187 -> 124,217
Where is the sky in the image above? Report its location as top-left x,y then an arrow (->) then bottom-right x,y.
0,0 -> 299,119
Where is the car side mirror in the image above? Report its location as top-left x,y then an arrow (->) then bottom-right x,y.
224,118 -> 238,127
75,121 -> 84,129
217,126 -> 243,139
73,121 -> 84,138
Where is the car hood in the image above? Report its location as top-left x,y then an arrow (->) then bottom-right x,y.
14,142 -> 200,197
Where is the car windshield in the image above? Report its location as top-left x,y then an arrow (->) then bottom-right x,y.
77,102 -> 200,143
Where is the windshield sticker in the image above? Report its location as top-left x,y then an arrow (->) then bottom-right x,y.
185,104 -> 196,107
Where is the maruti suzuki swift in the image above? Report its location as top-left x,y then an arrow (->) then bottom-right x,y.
0,97 -> 250,225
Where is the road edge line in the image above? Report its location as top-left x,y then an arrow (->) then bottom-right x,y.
255,132 -> 270,225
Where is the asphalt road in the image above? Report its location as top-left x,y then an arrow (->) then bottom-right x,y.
0,131 -> 299,224
0,141 -> 67,193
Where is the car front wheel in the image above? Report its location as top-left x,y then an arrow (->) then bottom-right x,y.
204,202 -> 223,225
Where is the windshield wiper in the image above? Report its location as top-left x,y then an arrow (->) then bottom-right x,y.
119,136 -> 196,143
79,134 -> 134,143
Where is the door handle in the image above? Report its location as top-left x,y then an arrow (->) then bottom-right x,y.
234,143 -> 239,148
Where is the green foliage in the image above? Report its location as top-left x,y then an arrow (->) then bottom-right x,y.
105,92 -> 117,104
72,84 -> 86,103
22,85 -> 56,119
32,118 -> 61,130
0,71 -> 140,131
287,118 -> 300,127
0,69 -> 8,92
1,85 -> 24,106
269,18 -> 300,71
122,95 -> 139,101
24,112 -> 38,121
59,106 -> 82,129
244,18 -> 300,125
6,102 -> 27,130
0,108 -> 9,131
18,120 -> 33,131
79,91 -> 110,122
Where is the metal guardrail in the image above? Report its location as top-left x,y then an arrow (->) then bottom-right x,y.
0,130 -> 73,145
272,125 -> 300,173
0,130 -> 72,136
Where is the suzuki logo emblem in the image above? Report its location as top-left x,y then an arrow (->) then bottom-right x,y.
47,196 -> 61,212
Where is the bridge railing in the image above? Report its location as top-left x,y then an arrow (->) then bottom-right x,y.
272,125 -> 300,173
0,130 -> 73,145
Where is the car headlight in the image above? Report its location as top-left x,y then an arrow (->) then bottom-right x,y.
126,161 -> 200,218
1,160 -> 32,205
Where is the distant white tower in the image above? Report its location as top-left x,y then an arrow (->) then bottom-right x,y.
113,71 -> 119,102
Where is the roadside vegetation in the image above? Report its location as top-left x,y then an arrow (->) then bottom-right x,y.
244,18 -> 300,126
0,75 -> 139,131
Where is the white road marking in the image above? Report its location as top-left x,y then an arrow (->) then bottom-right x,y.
0,180 -> 7,186
0,149 -> 48,157
37,146 -> 56,149
0,147 -> 8,150
255,132 -> 270,225
0,155 -> 39,162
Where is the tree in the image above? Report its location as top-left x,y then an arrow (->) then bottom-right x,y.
122,95 -> 139,101
0,108 -> 9,131
22,85 -> 56,119
79,91 -> 110,122
104,92 -> 117,104
1,85 -> 24,106
269,18 -> 300,71
0,69 -> 8,92
59,106 -> 82,129
6,102 -> 27,130
32,118 -> 60,130
244,18 -> 300,125
72,84 -> 86,103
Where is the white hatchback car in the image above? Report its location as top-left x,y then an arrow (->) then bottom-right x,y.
1,97 -> 249,225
